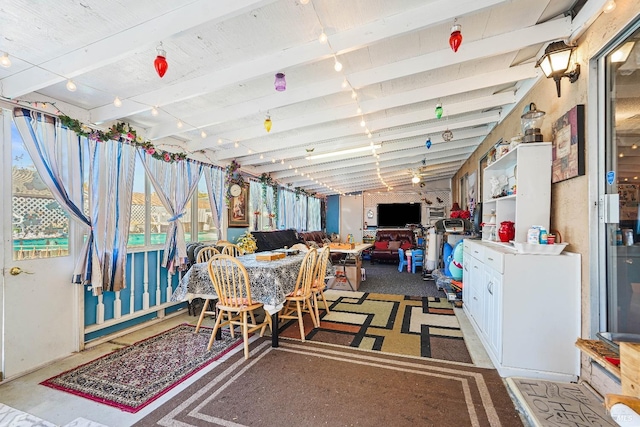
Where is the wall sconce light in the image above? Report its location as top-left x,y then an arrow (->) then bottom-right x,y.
535,41 -> 580,98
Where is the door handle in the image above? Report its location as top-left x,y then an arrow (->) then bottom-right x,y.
9,267 -> 33,275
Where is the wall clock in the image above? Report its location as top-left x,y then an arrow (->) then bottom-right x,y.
367,209 -> 374,219
229,183 -> 242,197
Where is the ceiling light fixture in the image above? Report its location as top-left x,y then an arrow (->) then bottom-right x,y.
274,72 -> 286,91
264,114 -> 272,132
536,41 -> 580,97
113,97 -> 122,107
306,144 -> 381,160
449,20 -> 463,53
154,42 -> 168,78
603,0 -> 616,13
0,53 -> 11,68
66,80 -> 77,92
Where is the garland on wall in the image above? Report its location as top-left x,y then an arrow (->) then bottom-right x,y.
59,116 -> 188,163
294,186 -> 316,200
259,173 -> 279,226
225,159 -> 245,206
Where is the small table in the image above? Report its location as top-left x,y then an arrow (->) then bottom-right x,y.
172,253 -> 305,347
327,243 -> 373,291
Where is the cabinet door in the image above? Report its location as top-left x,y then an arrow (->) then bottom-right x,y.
469,255 -> 483,323
486,269 -> 503,361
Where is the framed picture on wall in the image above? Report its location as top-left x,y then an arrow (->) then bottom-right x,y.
228,185 -> 249,227
551,104 -> 585,183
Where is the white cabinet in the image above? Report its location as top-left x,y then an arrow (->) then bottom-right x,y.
482,143 -> 551,244
462,239 -> 580,381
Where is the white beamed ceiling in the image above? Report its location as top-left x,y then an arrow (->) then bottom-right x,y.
0,0 -> 602,195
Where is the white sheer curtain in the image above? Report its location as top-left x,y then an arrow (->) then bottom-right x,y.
138,150 -> 203,272
203,165 -> 225,239
249,180 -> 262,231
308,197 -> 321,231
296,195 -> 308,231
280,189 -> 296,229
13,108 -> 136,293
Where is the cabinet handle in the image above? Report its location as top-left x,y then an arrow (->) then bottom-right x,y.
487,257 -> 494,261
488,281 -> 493,295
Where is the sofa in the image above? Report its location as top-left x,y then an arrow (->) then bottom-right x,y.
370,229 -> 415,264
252,229 -> 304,252
298,231 -> 331,248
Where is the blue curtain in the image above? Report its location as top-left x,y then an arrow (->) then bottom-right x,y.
203,165 -> 225,239
139,150 -> 202,272
13,108 -> 136,293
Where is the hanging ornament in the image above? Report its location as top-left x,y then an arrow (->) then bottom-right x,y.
442,129 -> 453,142
264,115 -> 272,132
449,22 -> 462,53
154,43 -> 168,78
435,103 -> 443,119
274,72 -> 286,91
425,137 -> 432,149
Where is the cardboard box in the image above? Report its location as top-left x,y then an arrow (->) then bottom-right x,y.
329,261 -> 362,291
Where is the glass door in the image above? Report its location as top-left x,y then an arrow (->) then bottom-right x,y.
604,25 -> 640,334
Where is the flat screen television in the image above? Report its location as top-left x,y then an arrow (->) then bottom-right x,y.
377,203 -> 421,227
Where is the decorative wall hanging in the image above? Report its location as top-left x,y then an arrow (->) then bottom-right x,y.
228,184 -> 249,228
154,43 -> 168,78
264,114 -> 272,132
425,137 -> 432,149
274,73 -> 286,91
435,103 -> 443,119
442,129 -> 453,142
449,21 -> 462,52
551,104 -> 585,183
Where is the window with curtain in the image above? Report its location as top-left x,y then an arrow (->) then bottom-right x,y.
307,197 -> 321,231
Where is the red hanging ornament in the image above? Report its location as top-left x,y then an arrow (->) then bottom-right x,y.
154,43 -> 168,78
449,23 -> 462,53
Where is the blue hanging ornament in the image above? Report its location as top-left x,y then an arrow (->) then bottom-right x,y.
435,103 -> 443,119
425,137 -> 432,149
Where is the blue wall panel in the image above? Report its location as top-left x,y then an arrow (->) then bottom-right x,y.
326,195 -> 340,235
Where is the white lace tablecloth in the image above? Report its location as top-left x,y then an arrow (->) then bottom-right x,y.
172,253 -> 306,312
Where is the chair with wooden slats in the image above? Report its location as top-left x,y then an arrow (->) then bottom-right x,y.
279,248 -> 318,341
193,246 -> 222,332
221,243 -> 244,257
310,245 -> 331,324
207,255 -> 272,359
196,246 -> 220,264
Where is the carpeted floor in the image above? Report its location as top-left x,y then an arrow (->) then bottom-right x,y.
357,262 -> 442,297
134,339 -> 523,427
278,289 -> 472,363
40,324 -> 241,413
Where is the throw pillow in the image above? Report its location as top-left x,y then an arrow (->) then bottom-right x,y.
388,241 -> 401,250
400,241 -> 412,250
374,241 -> 389,250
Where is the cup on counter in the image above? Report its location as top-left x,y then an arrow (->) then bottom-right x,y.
547,234 -> 556,245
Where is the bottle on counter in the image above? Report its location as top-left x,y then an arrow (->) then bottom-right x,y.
616,228 -> 623,246
539,227 -> 548,244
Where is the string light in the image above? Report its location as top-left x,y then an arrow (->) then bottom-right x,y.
217,138 -> 223,144
200,130 -> 207,138
177,120 -> 183,128
113,97 -> 122,107
319,31 -> 328,43
334,56 -> 343,72
0,53 -> 11,68
151,106 -> 159,116
342,78 -> 349,89
603,0 -> 616,13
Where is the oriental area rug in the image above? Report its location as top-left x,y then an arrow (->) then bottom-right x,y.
278,290 -> 472,363
134,339 -> 523,427
40,324 -> 241,413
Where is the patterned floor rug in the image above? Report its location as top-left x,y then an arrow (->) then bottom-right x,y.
134,339 -> 523,427
278,290 -> 472,363
40,324 -> 241,413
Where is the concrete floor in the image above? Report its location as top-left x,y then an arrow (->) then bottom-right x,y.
0,306 -> 502,427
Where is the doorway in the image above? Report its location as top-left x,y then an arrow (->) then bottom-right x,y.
1,110 -> 79,380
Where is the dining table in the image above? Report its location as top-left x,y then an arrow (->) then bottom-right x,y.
172,251 -> 310,347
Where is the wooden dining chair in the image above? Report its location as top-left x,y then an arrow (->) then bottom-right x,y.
207,254 -> 272,359
196,246 -> 220,263
193,246 -> 222,333
280,248 -> 318,341
311,245 -> 331,324
221,243 -> 244,257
